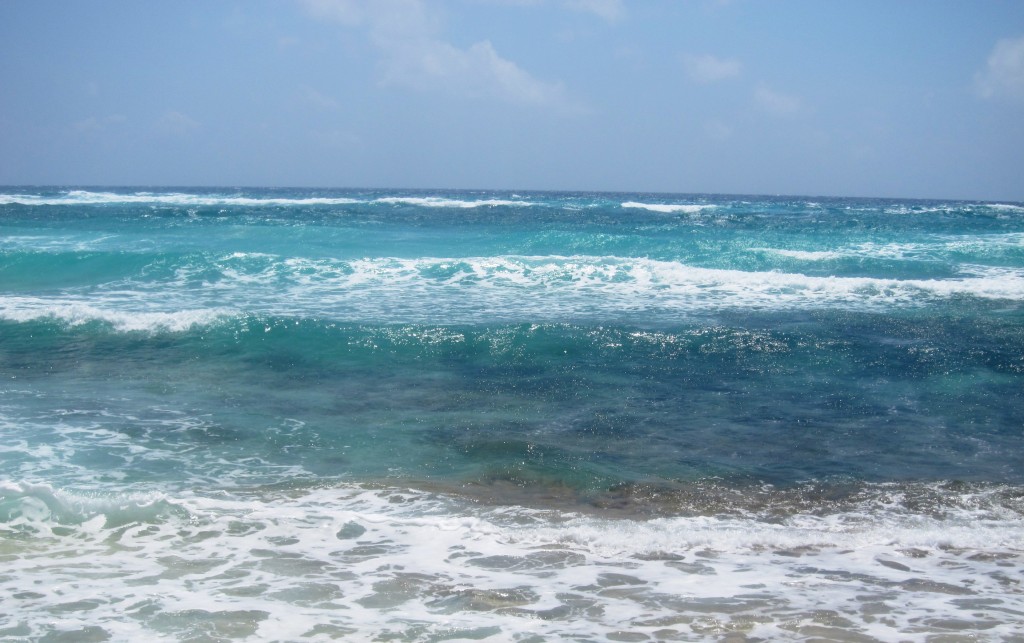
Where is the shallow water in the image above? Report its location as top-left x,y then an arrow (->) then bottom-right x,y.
1,188 -> 1023,640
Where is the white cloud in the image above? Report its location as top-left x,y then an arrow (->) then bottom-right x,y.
310,127 -> 362,148
682,53 -> 741,83
469,0 -> 624,21
704,119 -> 734,140
754,83 -> 803,116
299,0 -> 371,27
299,85 -> 340,110
299,0 -> 580,110
74,114 -> 127,134
563,0 -> 624,22
379,38 -> 574,107
156,111 -> 200,136
976,35 -> 1024,101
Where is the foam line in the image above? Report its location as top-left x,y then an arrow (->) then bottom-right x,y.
621,201 -> 714,213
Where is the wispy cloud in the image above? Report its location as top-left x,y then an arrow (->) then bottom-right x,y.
73,114 -> 127,134
753,82 -> 803,116
704,119 -> 734,140
976,35 -> 1024,102
378,38 -> 574,108
563,0 -> 624,22
470,0 -> 625,22
682,53 -> 741,83
299,0 -> 580,110
299,85 -> 340,110
156,110 -> 200,136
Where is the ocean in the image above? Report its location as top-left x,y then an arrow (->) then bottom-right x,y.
1,187 -> 1023,641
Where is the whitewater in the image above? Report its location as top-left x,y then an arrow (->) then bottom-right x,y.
1,188 -> 1023,641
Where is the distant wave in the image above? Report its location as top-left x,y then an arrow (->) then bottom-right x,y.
0,190 -> 532,209
621,201 -> 714,214
0,190 -> 365,207
374,196 -> 533,208
990,203 -> 1024,212
881,202 -> 1024,216
751,233 -> 1024,263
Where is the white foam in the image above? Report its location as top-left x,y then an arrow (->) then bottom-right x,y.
751,247 -> 845,261
0,296 -> 232,332
2,481 -> 1022,640
373,196 -> 533,208
4,254 -> 1024,331
621,201 -> 714,214
0,190 -> 364,207
989,203 -> 1024,212
0,189 -> 364,206
0,234 -> 122,252
0,190 -> 543,209
753,233 -> 1024,263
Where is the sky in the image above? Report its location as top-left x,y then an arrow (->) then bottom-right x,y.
1,0 -> 1023,200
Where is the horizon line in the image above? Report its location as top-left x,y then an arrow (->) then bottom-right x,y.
2,184 -> 1022,205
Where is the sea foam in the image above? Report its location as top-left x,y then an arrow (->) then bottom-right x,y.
621,201 -> 714,213
0,190 -> 534,209
2,481 -> 1021,641
3,255 -> 1024,332
0,296 -> 232,332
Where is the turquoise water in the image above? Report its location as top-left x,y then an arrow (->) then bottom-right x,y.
2,188 -> 1023,640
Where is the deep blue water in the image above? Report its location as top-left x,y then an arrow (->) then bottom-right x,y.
2,188 -> 1023,640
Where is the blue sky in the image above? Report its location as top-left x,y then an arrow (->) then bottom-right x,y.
1,0 -> 1022,200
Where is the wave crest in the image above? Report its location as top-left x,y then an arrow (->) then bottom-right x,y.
621,201 -> 714,214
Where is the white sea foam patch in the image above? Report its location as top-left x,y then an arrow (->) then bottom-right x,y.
265,255 -> 1024,312
753,233 -> 1024,263
0,234 -> 122,252
373,196 -> 533,208
1,482 -> 1022,641
7,254 -> 1024,331
0,295 -> 232,332
621,201 -> 715,214
990,203 -> 1024,212
0,191 -> 537,208
0,190 -> 368,207
752,248 -> 846,261
879,202 -> 1024,216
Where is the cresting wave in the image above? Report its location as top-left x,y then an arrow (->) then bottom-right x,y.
1,190 -> 708,212
373,196 -> 533,208
620,201 -> 714,213
0,190 -> 532,209
0,190 -> 360,207
1,190 -> 700,212
2,254 -> 1023,331
0,296 -> 231,332
751,232 -> 1024,263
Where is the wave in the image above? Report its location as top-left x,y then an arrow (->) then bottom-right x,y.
0,297 -> 231,332
2,480 -> 1022,640
990,203 -> 1024,212
0,234 -> 124,253
880,202 -> 1024,216
0,480 -> 186,529
621,201 -> 714,214
3,254 -> 1023,330
751,233 -> 1024,263
373,196 -> 533,208
0,190 -> 534,209
0,190 -> 365,207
